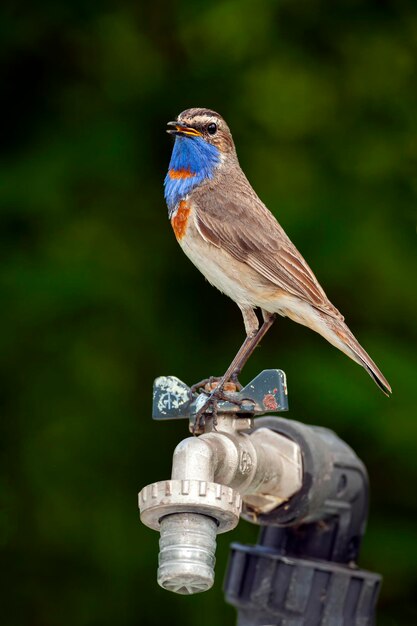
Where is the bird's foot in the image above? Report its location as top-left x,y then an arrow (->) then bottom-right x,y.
190,377 -> 252,434
190,373 -> 243,396
190,376 -> 221,395
191,391 -> 219,434
229,371 -> 243,391
192,387 -> 228,434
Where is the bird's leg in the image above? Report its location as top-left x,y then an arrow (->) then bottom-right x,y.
192,309 -> 277,431
229,309 -> 277,380
211,309 -> 277,388
191,308 -> 259,399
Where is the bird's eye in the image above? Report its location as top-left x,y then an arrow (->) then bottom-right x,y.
207,123 -> 217,135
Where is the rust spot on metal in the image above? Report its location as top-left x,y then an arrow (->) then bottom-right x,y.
171,200 -> 191,240
263,393 -> 278,410
205,381 -> 237,393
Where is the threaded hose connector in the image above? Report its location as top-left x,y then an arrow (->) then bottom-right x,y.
158,513 -> 217,594
139,480 -> 242,595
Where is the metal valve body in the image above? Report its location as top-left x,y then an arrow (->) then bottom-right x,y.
138,370 -> 302,594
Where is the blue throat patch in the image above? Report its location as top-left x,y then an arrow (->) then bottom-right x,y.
164,136 -> 220,214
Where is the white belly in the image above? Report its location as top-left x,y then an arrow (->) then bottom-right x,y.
179,219 -> 263,308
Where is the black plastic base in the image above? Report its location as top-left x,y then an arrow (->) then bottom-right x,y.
225,542 -> 381,626
224,417 -> 382,624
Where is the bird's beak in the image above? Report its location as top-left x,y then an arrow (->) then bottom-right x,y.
166,121 -> 202,137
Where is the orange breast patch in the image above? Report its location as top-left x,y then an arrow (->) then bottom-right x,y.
171,200 -> 191,241
168,168 -> 195,179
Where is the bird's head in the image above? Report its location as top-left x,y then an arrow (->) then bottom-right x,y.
164,108 -> 236,213
167,108 -> 235,156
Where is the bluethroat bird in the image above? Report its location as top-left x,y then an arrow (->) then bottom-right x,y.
164,108 -> 391,421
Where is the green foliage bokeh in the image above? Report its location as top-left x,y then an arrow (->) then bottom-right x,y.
1,1 -> 416,624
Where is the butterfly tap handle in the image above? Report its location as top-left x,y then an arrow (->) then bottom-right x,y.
152,369 -> 289,432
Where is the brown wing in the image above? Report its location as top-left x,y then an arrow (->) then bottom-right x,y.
193,182 -> 344,321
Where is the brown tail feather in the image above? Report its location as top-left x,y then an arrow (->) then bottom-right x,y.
275,299 -> 391,395
334,321 -> 392,396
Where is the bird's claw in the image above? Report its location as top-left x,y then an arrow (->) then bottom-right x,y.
191,384 -> 256,434
190,376 -> 221,395
190,373 -> 243,396
230,371 -> 243,391
189,373 -> 242,410
191,389 -> 219,434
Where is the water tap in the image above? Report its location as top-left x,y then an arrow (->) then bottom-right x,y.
138,370 -> 303,594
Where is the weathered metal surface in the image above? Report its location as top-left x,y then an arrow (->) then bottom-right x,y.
152,369 -> 288,421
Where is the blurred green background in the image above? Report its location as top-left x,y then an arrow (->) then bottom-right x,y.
1,0 -> 416,624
